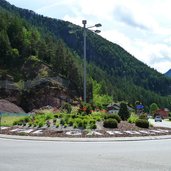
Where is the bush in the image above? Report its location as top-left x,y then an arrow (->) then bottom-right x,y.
60,119 -> 65,125
45,113 -> 53,120
68,118 -> 74,126
135,119 -> 149,128
103,119 -> 118,128
54,113 -> 61,118
53,119 -> 57,125
38,121 -> 44,128
24,116 -> 30,123
128,114 -> 138,123
139,114 -> 148,120
61,102 -> 72,113
104,114 -> 121,123
89,123 -> 97,129
28,122 -> 32,127
56,123 -> 60,128
73,122 -> 78,128
118,102 -> 130,121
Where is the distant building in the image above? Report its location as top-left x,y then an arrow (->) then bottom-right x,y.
155,108 -> 169,119
107,103 -> 134,114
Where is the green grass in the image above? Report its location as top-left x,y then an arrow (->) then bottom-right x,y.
0,116 -> 26,126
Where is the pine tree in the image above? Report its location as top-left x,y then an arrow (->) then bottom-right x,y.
118,102 -> 130,121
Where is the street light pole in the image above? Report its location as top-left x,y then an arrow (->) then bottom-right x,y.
82,20 -> 87,103
82,20 -> 102,103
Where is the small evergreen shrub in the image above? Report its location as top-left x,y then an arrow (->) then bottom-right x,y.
139,113 -> 148,120
38,121 -> 44,128
73,122 -> 78,128
60,119 -> 65,125
28,122 -> 32,127
45,114 -> 53,120
61,102 -> 72,113
104,114 -> 121,123
68,118 -> 74,126
135,119 -> 149,128
90,123 -> 97,129
103,119 -> 118,128
118,102 -> 130,120
56,123 -> 60,128
53,119 -> 57,125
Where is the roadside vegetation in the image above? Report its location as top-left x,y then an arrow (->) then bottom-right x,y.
0,101 -> 153,130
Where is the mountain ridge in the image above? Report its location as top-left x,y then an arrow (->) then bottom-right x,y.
0,0 -> 171,111
165,69 -> 171,77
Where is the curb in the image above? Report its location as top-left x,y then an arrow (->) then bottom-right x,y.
1,134 -> 171,142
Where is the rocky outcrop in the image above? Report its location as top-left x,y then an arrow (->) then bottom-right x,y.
20,77 -> 70,112
0,99 -> 25,113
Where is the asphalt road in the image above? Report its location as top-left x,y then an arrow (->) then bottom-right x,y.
149,119 -> 171,128
0,138 -> 171,171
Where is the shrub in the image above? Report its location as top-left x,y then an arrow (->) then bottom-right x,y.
53,119 -> 57,125
46,120 -> 50,127
60,119 -> 65,125
28,122 -> 32,127
103,119 -> 118,128
128,114 -> 138,123
64,123 -> 68,128
104,114 -> 121,123
139,113 -> 148,120
45,113 -> 53,120
135,119 -> 149,128
75,118 -> 83,127
38,121 -> 44,128
61,102 -> 72,113
56,123 -> 60,128
89,123 -> 97,129
54,114 -> 60,118
82,119 -> 88,129
118,102 -> 130,120
13,120 -> 19,126
68,118 -> 74,126
73,122 -> 78,128
24,116 -> 30,123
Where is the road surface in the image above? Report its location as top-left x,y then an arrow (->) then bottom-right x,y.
0,138 -> 171,171
149,118 -> 171,128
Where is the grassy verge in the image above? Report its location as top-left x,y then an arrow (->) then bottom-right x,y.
1,116 -> 26,126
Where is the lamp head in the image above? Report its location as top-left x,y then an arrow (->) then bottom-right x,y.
95,23 -> 102,27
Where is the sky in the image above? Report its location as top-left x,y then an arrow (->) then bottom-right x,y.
6,0 -> 171,74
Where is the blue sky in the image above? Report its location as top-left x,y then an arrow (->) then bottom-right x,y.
7,0 -> 171,73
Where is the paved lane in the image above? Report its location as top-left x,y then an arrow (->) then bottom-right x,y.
0,138 -> 171,171
149,119 -> 171,128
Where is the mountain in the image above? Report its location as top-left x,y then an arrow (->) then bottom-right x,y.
165,69 -> 171,77
0,0 -> 171,111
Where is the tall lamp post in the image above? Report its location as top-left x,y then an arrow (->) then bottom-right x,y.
82,20 -> 102,103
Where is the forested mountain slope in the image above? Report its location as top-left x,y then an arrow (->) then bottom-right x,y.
0,0 -> 171,111
165,69 -> 171,77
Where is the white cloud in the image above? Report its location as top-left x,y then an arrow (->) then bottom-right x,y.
7,0 -> 171,73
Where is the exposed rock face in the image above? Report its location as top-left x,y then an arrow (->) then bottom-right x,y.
0,59 -> 73,112
20,77 -> 70,112
21,56 -> 54,80
0,99 -> 25,113
0,75 -> 22,105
